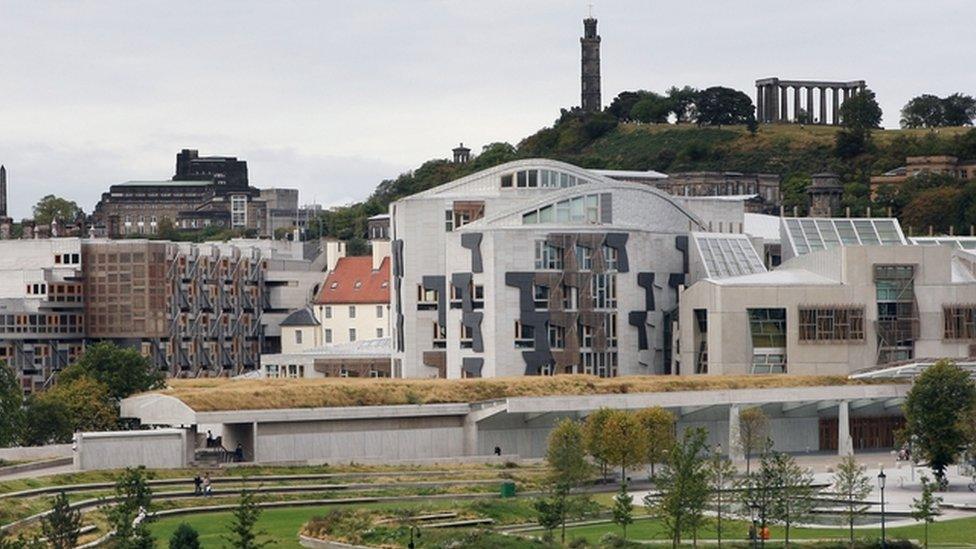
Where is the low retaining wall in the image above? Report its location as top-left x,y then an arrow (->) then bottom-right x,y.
0,444 -> 73,462
299,535 -> 371,549
75,429 -> 191,471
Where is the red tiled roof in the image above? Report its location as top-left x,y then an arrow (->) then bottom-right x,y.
314,256 -> 390,305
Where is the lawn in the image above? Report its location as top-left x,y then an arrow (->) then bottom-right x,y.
558,515 -> 976,546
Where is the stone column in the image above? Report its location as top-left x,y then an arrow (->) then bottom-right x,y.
832,87 -> 840,125
819,86 -> 827,125
766,84 -> 777,122
793,86 -> 801,122
806,86 -> 814,124
756,85 -> 764,123
463,414 -> 478,456
779,85 -> 788,122
838,400 -> 853,456
728,404 -> 744,461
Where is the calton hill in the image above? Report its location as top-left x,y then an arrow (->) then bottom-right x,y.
312,87 -> 976,253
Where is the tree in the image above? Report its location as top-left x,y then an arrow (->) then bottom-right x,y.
707,448 -> 737,548
582,408 -> 615,481
41,492 -> 82,549
840,89 -> 883,132
106,467 -> 154,549
767,451 -> 816,547
545,419 -> 591,542
0,362 -> 23,447
38,376 -> 118,433
601,410 -> 650,482
225,489 -> 269,549
901,94 -> 945,128
667,86 -> 699,123
694,86 -> 756,126
32,195 -> 83,227
607,91 -> 648,121
533,495 -> 564,544
740,441 -> 776,547
155,217 -> 180,241
941,93 -> 976,127
903,360 -> 976,483
611,483 -> 634,539
20,397 -> 72,446
60,342 -> 164,401
169,523 -> 201,549
911,475 -> 943,548
832,455 -> 872,547
739,407 -> 770,474
635,406 -> 676,479
648,428 -> 710,547
630,93 -> 672,124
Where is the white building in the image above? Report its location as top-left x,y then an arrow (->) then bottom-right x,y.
389,159 -> 748,379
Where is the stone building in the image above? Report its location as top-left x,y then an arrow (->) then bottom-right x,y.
807,173 -> 843,217
580,17 -> 601,112
870,155 -> 976,197
92,149 -> 293,238
660,172 -> 781,213
756,78 -> 867,125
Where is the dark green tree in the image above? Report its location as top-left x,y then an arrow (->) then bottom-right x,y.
106,467 -> 154,549
32,195 -> 83,226
647,427 -> 710,547
767,451 -> 816,547
941,93 -> 976,127
41,492 -> 82,549
694,86 -> 756,126
901,94 -> 945,128
903,360 -> 976,483
225,489 -> 269,549
611,483 -> 634,539
911,475 -> 943,548
545,418 -> 591,542
667,86 -> 699,123
168,523 -> 201,549
533,495 -> 564,544
707,448 -> 737,548
836,89 -> 882,159
630,93 -> 673,124
60,342 -> 164,401
607,91 -> 649,121
0,362 -> 23,447
20,397 -> 72,446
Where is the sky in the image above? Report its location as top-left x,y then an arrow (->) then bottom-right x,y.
1,0 -> 974,219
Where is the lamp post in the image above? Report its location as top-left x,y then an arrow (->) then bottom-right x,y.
878,468 -> 887,549
407,525 -> 421,549
749,502 -> 760,549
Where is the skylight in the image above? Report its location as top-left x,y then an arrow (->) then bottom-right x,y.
782,218 -> 906,257
693,233 -> 767,279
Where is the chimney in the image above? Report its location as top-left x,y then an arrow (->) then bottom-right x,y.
371,239 -> 391,271
324,239 -> 346,272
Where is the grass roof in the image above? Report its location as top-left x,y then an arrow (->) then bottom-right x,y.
152,374 -> 896,412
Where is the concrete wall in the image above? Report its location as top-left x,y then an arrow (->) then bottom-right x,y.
0,444 -> 73,462
254,416 -> 464,463
75,429 -> 190,471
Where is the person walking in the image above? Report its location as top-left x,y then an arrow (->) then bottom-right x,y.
203,473 -> 212,497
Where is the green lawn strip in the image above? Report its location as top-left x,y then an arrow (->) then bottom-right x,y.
553,515 -> 976,545
0,463 -> 544,495
149,497 -> 538,548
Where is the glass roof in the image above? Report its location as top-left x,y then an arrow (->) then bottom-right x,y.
910,237 -> 976,250
694,233 -> 767,279
782,218 -> 907,256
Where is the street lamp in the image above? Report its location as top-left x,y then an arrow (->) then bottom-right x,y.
878,468 -> 887,549
749,502 -> 760,549
407,525 -> 421,549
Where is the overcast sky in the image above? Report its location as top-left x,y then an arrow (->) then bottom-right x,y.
1,0 -> 973,219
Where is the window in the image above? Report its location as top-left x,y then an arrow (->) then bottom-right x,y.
460,323 -> 474,348
523,194 -> 602,225
515,321 -> 535,348
376,328 -> 384,338
501,174 -> 513,188
944,305 -> 976,340
295,330 -> 303,345
579,322 -> 594,348
433,322 -> 447,348
562,285 -> 578,310
473,285 -> 484,309
324,306 -> 332,319
798,307 -> 865,342
325,329 -> 332,343
349,328 -> 357,342
581,351 -> 617,378
445,210 -> 454,232
417,285 -> 438,310
547,324 -> 565,349
575,245 -> 592,270
376,305 -> 384,318
349,306 -> 356,318
591,274 -> 616,309
231,195 -> 247,228
534,241 -> 563,270
533,284 -> 550,309
748,308 -> 787,374
604,314 -> 617,347
602,245 -> 618,271
875,265 -> 917,363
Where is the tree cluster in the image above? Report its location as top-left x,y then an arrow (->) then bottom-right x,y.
901,93 -> 976,128
606,86 -> 756,127
0,342 -> 164,448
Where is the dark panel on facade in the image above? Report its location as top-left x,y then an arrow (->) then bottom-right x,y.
637,272 -> 656,311
675,235 -> 689,274
421,275 -> 447,328
460,233 -> 483,274
628,311 -> 649,350
461,357 -> 484,378
604,232 -> 629,273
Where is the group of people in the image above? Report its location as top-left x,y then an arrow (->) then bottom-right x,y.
193,472 -> 213,496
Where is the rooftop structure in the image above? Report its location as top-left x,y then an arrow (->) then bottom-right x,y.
755,77 -> 866,125
690,232 -> 768,280
781,217 -> 907,261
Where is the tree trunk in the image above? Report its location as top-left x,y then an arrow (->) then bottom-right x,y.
849,513 -> 855,548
